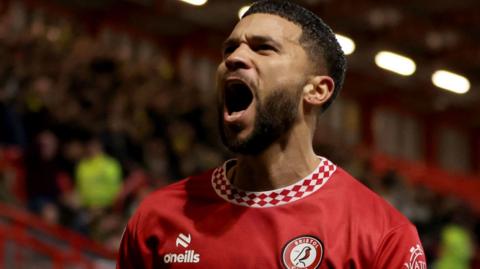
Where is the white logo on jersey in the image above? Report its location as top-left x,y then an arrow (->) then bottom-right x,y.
176,233 -> 191,248
164,233 -> 200,264
403,244 -> 426,269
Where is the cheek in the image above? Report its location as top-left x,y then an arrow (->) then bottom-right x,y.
216,64 -> 226,94
216,63 -> 225,82
263,61 -> 307,93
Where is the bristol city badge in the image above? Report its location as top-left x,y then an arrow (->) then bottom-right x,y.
282,235 -> 324,269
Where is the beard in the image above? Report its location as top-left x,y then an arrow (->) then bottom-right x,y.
219,88 -> 301,155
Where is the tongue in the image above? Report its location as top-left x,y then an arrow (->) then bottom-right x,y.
230,110 -> 245,117
228,103 -> 247,115
224,109 -> 247,123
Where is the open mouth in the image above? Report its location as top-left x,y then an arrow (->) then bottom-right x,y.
224,80 -> 254,115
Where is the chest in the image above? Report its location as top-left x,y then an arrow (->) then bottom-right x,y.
148,205 -> 374,268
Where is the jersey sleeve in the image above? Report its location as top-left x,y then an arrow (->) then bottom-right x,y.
372,223 -> 427,269
116,215 -> 155,269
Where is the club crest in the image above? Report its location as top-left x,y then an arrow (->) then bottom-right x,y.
282,235 -> 324,269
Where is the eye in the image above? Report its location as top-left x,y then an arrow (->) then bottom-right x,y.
223,45 -> 237,57
253,44 -> 276,53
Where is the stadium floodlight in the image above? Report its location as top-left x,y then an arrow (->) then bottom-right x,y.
238,5 -> 251,19
374,51 -> 416,76
179,0 -> 207,6
335,34 -> 355,55
432,70 -> 470,94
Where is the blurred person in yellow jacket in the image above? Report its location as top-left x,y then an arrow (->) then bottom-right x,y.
434,223 -> 474,269
75,136 -> 122,209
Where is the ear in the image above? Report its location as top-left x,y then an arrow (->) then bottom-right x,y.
302,75 -> 335,107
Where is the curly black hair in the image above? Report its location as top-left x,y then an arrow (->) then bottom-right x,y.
243,0 -> 346,112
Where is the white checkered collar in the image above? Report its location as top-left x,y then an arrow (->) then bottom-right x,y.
211,157 -> 337,208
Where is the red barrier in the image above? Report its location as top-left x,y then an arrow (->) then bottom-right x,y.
0,202 -> 116,269
0,146 -> 26,204
370,152 -> 480,214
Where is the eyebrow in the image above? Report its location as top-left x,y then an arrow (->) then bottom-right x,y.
222,35 -> 283,50
222,38 -> 238,51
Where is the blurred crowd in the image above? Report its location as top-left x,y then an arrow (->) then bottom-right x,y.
0,3 -> 225,253
0,2 -> 479,268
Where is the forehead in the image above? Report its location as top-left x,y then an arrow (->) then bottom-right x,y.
228,13 -> 303,44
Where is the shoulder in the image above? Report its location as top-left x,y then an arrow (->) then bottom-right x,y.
333,167 -> 410,220
329,167 -> 412,230
371,220 -> 426,268
329,167 -> 426,266
127,169 -> 216,227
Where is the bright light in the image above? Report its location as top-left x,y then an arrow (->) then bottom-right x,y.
374,51 -> 416,76
432,70 -> 470,94
178,0 -> 207,6
335,34 -> 355,55
238,5 -> 251,19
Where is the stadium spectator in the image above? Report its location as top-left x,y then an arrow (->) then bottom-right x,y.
24,130 -> 63,214
75,136 -> 122,209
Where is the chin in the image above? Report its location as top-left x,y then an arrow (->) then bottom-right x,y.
222,129 -> 273,156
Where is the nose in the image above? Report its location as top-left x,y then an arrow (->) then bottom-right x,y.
225,44 -> 253,71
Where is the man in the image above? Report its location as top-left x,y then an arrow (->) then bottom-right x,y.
117,1 -> 427,268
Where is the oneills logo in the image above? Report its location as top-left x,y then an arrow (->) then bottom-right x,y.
176,233 -> 191,248
282,235 -> 324,269
164,233 -> 200,264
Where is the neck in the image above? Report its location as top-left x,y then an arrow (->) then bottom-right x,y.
229,124 -> 319,191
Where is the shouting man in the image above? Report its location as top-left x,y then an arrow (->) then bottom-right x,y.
117,1 -> 427,268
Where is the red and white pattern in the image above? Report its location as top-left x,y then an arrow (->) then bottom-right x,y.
211,157 -> 337,208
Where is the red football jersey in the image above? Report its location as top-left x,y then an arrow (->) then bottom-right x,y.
117,157 -> 427,268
